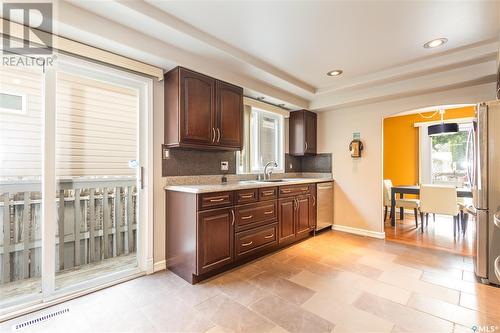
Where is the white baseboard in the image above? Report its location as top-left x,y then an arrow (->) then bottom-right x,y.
332,224 -> 386,239
153,260 -> 166,272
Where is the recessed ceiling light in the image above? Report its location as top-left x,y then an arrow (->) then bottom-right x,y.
423,38 -> 448,49
327,69 -> 343,77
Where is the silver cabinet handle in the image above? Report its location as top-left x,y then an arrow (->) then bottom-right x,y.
281,189 -> 292,193
216,128 -> 221,143
494,212 -> 500,229
242,241 -> 253,247
241,215 -> 253,220
212,128 -> 216,143
294,198 -> 298,210
209,197 -> 225,202
312,195 -> 316,207
240,194 -> 254,199
305,141 -> 308,151
264,210 -> 273,215
264,234 -> 274,239
231,209 -> 235,226
262,190 -> 274,196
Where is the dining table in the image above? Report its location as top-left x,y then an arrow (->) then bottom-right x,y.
390,185 -> 473,226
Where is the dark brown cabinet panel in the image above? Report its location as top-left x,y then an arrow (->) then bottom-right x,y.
235,188 -> 258,205
296,195 -> 313,239
216,81 -> 243,149
197,208 -> 234,274
199,191 -> 233,210
180,69 -> 215,146
278,197 -> 296,243
289,110 -> 317,156
235,201 -> 277,231
164,67 -> 243,150
235,223 -> 278,259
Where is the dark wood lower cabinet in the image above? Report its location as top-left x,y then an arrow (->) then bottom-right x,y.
279,194 -> 314,245
296,195 -> 313,239
166,183 -> 319,284
278,197 -> 296,244
197,208 -> 234,274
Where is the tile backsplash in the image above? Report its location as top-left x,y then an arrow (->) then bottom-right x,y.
162,147 -> 332,177
162,148 -> 236,176
285,153 -> 332,173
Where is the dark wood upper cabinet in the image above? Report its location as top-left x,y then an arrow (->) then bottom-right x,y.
197,207 -> 234,274
289,109 -> 317,156
164,67 -> 243,150
215,80 -> 243,148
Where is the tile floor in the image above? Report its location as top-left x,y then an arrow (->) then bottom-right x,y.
2,230 -> 500,333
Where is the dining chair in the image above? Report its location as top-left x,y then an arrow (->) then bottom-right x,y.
458,198 -> 474,237
418,184 -> 460,237
383,180 -> 420,228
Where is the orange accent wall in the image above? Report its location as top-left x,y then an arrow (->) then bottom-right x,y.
383,106 -> 475,187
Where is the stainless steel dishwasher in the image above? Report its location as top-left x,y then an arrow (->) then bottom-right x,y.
316,181 -> 334,231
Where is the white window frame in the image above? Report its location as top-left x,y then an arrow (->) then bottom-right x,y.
416,117 -> 474,185
0,91 -> 27,114
0,54 -> 154,319
238,107 -> 284,174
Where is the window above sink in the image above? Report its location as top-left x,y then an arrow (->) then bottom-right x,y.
237,107 -> 284,175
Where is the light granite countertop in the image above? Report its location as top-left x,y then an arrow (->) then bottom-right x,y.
164,177 -> 333,194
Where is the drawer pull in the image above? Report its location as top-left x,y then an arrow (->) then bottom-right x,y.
262,190 -> 274,195
300,187 -> 308,191
264,234 -> 274,239
240,194 -> 254,199
209,197 -> 225,202
242,241 -> 253,247
264,210 -> 274,215
241,215 -> 253,220
281,189 -> 292,193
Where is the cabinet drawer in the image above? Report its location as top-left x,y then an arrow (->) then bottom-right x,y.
278,184 -> 311,197
235,201 -> 277,231
235,224 -> 277,258
235,188 -> 258,204
199,191 -> 233,210
259,187 -> 278,201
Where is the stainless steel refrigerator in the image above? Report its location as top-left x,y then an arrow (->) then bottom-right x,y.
470,101 -> 500,285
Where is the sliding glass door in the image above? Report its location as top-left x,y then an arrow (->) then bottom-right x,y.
0,65 -> 44,308
0,54 -> 151,315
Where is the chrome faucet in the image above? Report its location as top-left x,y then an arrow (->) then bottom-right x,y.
263,161 -> 278,180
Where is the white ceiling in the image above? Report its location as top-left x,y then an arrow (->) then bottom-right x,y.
60,0 -> 500,111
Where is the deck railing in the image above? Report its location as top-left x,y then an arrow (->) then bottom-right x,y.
0,178 -> 137,284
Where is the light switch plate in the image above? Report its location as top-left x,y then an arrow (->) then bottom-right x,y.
221,161 -> 229,171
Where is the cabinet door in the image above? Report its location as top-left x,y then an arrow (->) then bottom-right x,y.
305,111 -> 317,154
296,195 -> 313,239
215,80 -> 243,148
278,197 -> 296,244
197,207 -> 234,274
289,110 -> 306,156
179,69 -> 215,146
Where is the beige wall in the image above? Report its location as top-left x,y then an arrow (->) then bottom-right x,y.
317,83 -> 495,236
153,79 -> 166,265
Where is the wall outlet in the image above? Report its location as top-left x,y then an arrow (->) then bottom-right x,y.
221,161 -> 229,171
162,148 -> 170,159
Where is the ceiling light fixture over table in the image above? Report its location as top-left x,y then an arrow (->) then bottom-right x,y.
427,108 -> 459,136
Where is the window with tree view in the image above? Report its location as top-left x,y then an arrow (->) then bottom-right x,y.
430,123 -> 471,187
